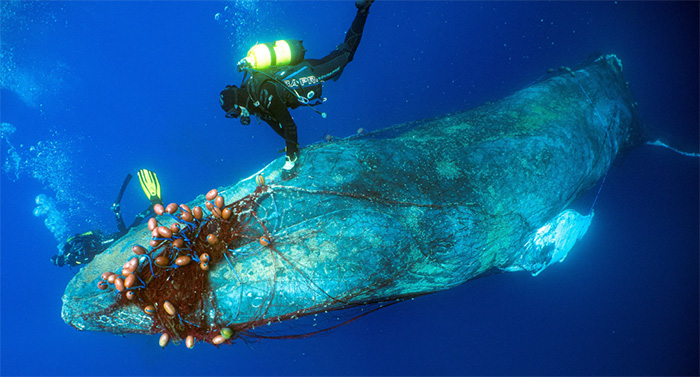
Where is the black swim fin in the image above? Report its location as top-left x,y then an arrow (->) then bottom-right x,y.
355,0 -> 374,13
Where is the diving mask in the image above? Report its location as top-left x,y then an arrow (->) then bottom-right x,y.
225,105 -> 251,125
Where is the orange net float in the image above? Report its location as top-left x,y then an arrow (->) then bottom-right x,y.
147,217 -> 158,232
221,208 -> 232,220
185,335 -> 195,349
255,174 -> 265,187
193,206 -> 203,220
153,203 -> 165,216
172,238 -> 185,249
214,196 -> 225,209
174,255 -> 191,267
159,333 -> 170,348
113,278 -> 125,292
205,189 -> 218,201
163,301 -> 177,316
180,211 -> 194,222
132,245 -> 147,255
204,201 -> 214,211
157,226 -> 173,239
124,274 -> 137,288
165,203 -> 179,214
154,255 -> 170,267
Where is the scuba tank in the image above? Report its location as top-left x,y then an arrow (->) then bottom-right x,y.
237,39 -> 306,71
236,39 -> 327,118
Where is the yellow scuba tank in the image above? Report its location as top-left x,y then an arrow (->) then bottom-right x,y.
238,39 -> 306,71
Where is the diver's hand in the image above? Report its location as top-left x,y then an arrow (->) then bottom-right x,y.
110,202 -> 120,214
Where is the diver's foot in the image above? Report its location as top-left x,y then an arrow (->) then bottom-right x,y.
282,154 -> 298,171
355,0 -> 374,13
282,160 -> 295,171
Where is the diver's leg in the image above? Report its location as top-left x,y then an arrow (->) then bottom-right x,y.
111,173 -> 132,234
306,5 -> 371,81
263,119 -> 299,159
263,119 -> 286,139
128,207 -> 153,231
112,202 -> 128,234
261,86 -> 301,162
284,124 -> 299,160
341,3 -> 372,62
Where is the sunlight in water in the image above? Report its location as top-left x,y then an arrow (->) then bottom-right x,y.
214,0 -> 277,58
0,1 -> 70,109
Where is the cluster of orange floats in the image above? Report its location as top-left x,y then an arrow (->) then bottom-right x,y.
96,174 -> 271,348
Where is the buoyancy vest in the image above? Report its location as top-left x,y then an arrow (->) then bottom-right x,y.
244,61 -> 323,112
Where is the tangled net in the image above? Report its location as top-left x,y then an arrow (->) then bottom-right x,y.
93,173 -> 450,349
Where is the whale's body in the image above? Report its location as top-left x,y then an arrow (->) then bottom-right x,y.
61,55 -> 641,339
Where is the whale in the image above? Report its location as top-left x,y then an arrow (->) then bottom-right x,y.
61,54 -> 643,345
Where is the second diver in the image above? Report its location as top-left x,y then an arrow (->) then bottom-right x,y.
51,169 -> 164,269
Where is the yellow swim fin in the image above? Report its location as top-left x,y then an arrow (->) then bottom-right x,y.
137,169 -> 162,206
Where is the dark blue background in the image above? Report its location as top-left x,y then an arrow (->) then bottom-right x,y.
1,1 -> 697,375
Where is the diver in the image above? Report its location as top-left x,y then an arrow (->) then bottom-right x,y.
51,169 -> 163,269
219,0 -> 374,171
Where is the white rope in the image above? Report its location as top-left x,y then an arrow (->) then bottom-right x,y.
646,140 -> 700,158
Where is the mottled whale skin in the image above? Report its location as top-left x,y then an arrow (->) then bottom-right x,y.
62,55 -> 640,335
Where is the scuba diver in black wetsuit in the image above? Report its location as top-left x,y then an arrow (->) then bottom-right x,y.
219,0 -> 374,171
51,169 -> 163,269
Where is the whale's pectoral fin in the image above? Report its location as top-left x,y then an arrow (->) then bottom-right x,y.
504,209 -> 594,276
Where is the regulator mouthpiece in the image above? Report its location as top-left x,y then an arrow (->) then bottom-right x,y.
237,58 -> 252,72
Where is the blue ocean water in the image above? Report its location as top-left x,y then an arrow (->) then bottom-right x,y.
1,1 -> 698,375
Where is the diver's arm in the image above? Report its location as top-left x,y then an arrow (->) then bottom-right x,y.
259,83 -> 300,157
111,173 -> 133,234
112,202 -> 128,234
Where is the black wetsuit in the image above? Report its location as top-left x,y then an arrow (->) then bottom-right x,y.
112,172 -> 155,238
114,203 -> 153,236
222,9 -> 370,158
